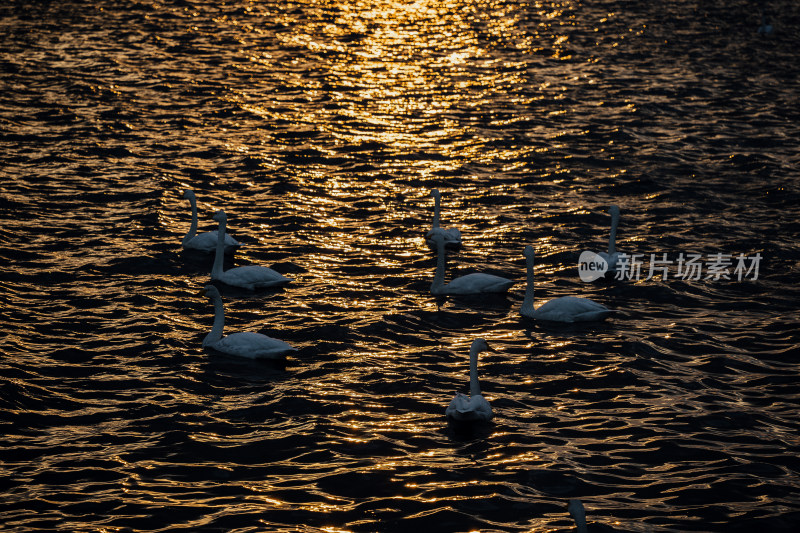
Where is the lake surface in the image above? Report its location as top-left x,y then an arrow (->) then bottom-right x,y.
2,1 -> 800,531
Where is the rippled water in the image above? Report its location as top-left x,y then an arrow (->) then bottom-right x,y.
2,1 -> 800,531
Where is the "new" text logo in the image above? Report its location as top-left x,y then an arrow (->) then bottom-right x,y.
578,251 -> 608,282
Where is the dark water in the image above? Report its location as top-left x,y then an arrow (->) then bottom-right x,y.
2,1 -> 800,531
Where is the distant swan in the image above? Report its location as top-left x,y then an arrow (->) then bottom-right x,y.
181,190 -> 241,254
430,234 -> 514,295
200,285 -> 296,359
211,210 -> 291,290
521,245 -> 613,322
597,205 -> 620,273
568,499 -> 588,533
757,10 -> 773,35
446,338 -> 493,422
426,189 -> 462,248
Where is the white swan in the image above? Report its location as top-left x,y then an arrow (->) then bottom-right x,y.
211,210 -> 291,290
568,499 -> 588,533
200,285 -> 296,359
181,190 -> 241,254
597,205 -> 620,273
446,338 -> 493,422
426,189 -> 462,247
521,245 -> 613,322
430,234 -> 514,295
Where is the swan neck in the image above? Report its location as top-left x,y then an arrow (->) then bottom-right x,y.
608,212 -> 619,255
569,500 -> 588,533
203,293 -> 225,346
469,345 -> 481,397
431,239 -> 447,294
182,195 -> 199,245
573,511 -> 588,533
521,253 -> 535,315
211,217 -> 226,278
432,194 -> 441,229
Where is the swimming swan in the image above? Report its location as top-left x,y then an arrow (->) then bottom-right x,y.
521,246 -> 613,322
568,499 -> 588,533
200,285 -> 296,359
181,190 -> 241,254
597,205 -> 620,273
430,234 -> 514,295
446,338 -> 493,422
757,10 -> 773,35
211,210 -> 291,290
426,189 -> 462,247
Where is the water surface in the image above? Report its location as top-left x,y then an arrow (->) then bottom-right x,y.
2,1 -> 800,531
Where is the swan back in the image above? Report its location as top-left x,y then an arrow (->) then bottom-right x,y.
442,273 -> 514,295
218,265 -> 291,290
532,295 -> 613,323
521,246 -> 612,322
210,209 -> 291,290
200,284 -> 295,359
446,392 -> 492,422
431,234 -> 512,295
210,331 -> 296,359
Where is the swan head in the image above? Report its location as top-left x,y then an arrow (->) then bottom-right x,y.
523,245 -> 535,260
471,338 -> 490,353
568,498 -> 585,516
200,285 -> 221,299
608,205 -> 620,218
430,188 -> 441,199
212,209 -> 227,223
183,189 -> 196,200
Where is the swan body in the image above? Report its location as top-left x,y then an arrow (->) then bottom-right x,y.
521,246 -> 613,322
597,205 -> 620,273
426,189 -> 462,247
181,190 -> 241,254
430,234 -> 514,295
211,210 -> 291,290
446,338 -> 493,422
568,499 -> 588,533
200,285 -> 296,359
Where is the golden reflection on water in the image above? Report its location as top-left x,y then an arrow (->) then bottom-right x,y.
182,0 -> 594,455
249,0 -> 575,152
